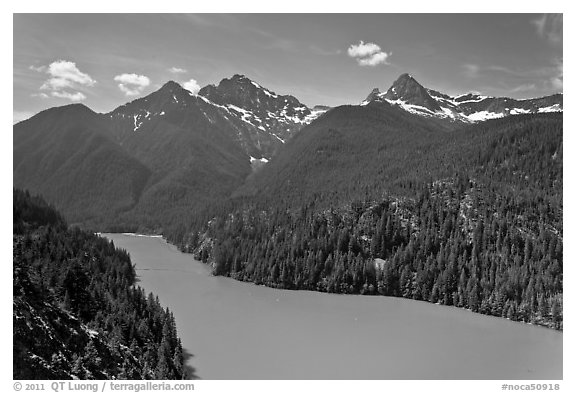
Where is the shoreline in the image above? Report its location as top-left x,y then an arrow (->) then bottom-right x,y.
104,233 -> 563,334
102,232 -> 563,379
96,232 -> 164,239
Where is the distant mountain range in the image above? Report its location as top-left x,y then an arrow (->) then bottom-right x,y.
199,74 -> 326,159
108,75 -> 326,162
362,73 -> 562,122
13,74 -> 328,231
13,73 -> 562,234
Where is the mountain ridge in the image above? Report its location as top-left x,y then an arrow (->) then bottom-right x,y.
183,112 -> 563,331
198,74 -> 326,158
362,74 -> 563,123
13,72 -> 563,235
16,72 -> 562,130
13,73 -> 564,332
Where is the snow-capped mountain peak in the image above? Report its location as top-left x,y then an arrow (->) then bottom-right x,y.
198,75 -> 327,158
384,73 -> 442,112
105,75 -> 330,162
363,73 -> 563,123
107,80 -> 204,132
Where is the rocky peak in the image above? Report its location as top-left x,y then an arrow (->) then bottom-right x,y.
384,73 -> 441,111
363,88 -> 382,103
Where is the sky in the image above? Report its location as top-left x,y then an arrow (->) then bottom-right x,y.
13,13 -> 563,123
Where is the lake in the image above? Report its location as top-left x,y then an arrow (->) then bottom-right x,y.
103,233 -> 562,380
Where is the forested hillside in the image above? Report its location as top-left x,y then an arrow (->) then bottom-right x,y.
182,113 -> 563,329
13,74 -> 562,242
13,105 -> 152,229
13,189 -> 188,379
12,76 -> 322,234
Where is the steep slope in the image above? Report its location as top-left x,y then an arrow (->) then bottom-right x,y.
13,104 -> 151,227
199,74 -> 327,159
13,189 -> 187,379
383,73 -> 442,112
13,82 -> 255,233
186,113 -> 563,330
13,76 -> 331,233
235,99 -> 453,205
103,81 -> 252,232
363,73 -> 563,122
106,80 -> 250,174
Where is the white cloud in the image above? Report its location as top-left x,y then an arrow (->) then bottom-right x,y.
463,64 -> 480,78
533,15 -> 546,36
510,84 -> 537,93
32,60 -> 95,102
50,91 -> 87,102
183,79 -> 201,94
41,77 -> 74,91
114,73 -> 151,96
31,92 -> 49,99
533,14 -> 562,45
551,77 -> 562,90
357,52 -> 390,67
347,41 -> 390,67
46,60 -> 96,87
463,59 -> 563,95
348,41 -> 381,58
169,67 -> 187,74
550,58 -> 563,90
29,65 -> 46,72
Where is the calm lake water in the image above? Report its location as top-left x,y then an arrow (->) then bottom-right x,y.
104,234 -> 562,380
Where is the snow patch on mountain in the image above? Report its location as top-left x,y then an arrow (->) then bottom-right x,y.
272,133 -> 285,143
386,98 -> 437,116
466,110 -> 505,122
538,104 -> 562,113
510,108 -> 530,115
250,156 -> 269,164
363,74 -> 563,123
304,106 -> 329,123
133,115 -> 141,131
109,76 -> 329,160
263,89 -> 278,98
